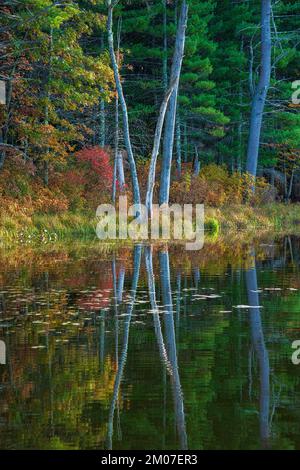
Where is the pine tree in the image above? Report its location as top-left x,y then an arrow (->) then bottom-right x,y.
177,0 -> 229,170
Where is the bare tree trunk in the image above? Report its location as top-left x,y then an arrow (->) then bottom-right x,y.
117,151 -> 125,192
176,113 -> 182,177
159,0 -> 188,206
246,0 -> 272,183
107,1 -> 141,206
112,16 -> 122,203
145,79 -> 177,215
193,145 -> 200,176
145,2 -> 188,214
162,0 -> 168,92
175,3 -> 181,179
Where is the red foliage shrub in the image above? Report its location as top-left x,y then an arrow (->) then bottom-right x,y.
76,146 -> 113,190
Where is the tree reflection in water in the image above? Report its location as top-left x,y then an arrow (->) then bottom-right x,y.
246,250 -> 270,449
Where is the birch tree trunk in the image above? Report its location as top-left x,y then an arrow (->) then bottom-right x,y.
117,151 -> 126,192
176,113 -> 182,177
112,17 -> 122,203
162,0 -> 168,92
145,79 -> 177,215
246,0 -> 272,182
159,0 -> 188,206
107,1 -> 141,206
145,1 -> 188,215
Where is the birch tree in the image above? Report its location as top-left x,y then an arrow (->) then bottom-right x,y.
146,0 -> 188,214
159,0 -> 188,206
246,0 -> 272,183
107,0 -> 141,206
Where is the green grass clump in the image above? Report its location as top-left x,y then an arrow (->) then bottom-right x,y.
205,217 -> 220,236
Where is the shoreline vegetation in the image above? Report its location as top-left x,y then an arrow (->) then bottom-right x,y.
1,1 -> 299,250
1,203 -> 300,247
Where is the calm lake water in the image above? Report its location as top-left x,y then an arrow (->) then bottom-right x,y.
0,237 -> 300,450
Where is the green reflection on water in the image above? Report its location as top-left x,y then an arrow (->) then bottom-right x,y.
0,237 -> 300,450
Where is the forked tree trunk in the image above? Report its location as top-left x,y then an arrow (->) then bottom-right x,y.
159,0 -> 188,206
246,0 -> 272,182
145,79 -> 177,215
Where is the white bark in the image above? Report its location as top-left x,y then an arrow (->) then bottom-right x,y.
246,0 -> 272,181
145,79 -> 177,215
107,1 -> 141,206
159,1 -> 188,205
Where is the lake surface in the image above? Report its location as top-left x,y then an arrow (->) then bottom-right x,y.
0,237 -> 300,450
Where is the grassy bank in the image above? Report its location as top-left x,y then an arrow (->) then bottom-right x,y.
205,203 -> 300,235
1,203 -> 300,245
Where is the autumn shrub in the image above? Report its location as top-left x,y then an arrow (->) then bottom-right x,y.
50,168 -> 86,211
169,164 -> 274,207
34,187 -> 69,214
0,157 -> 34,199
